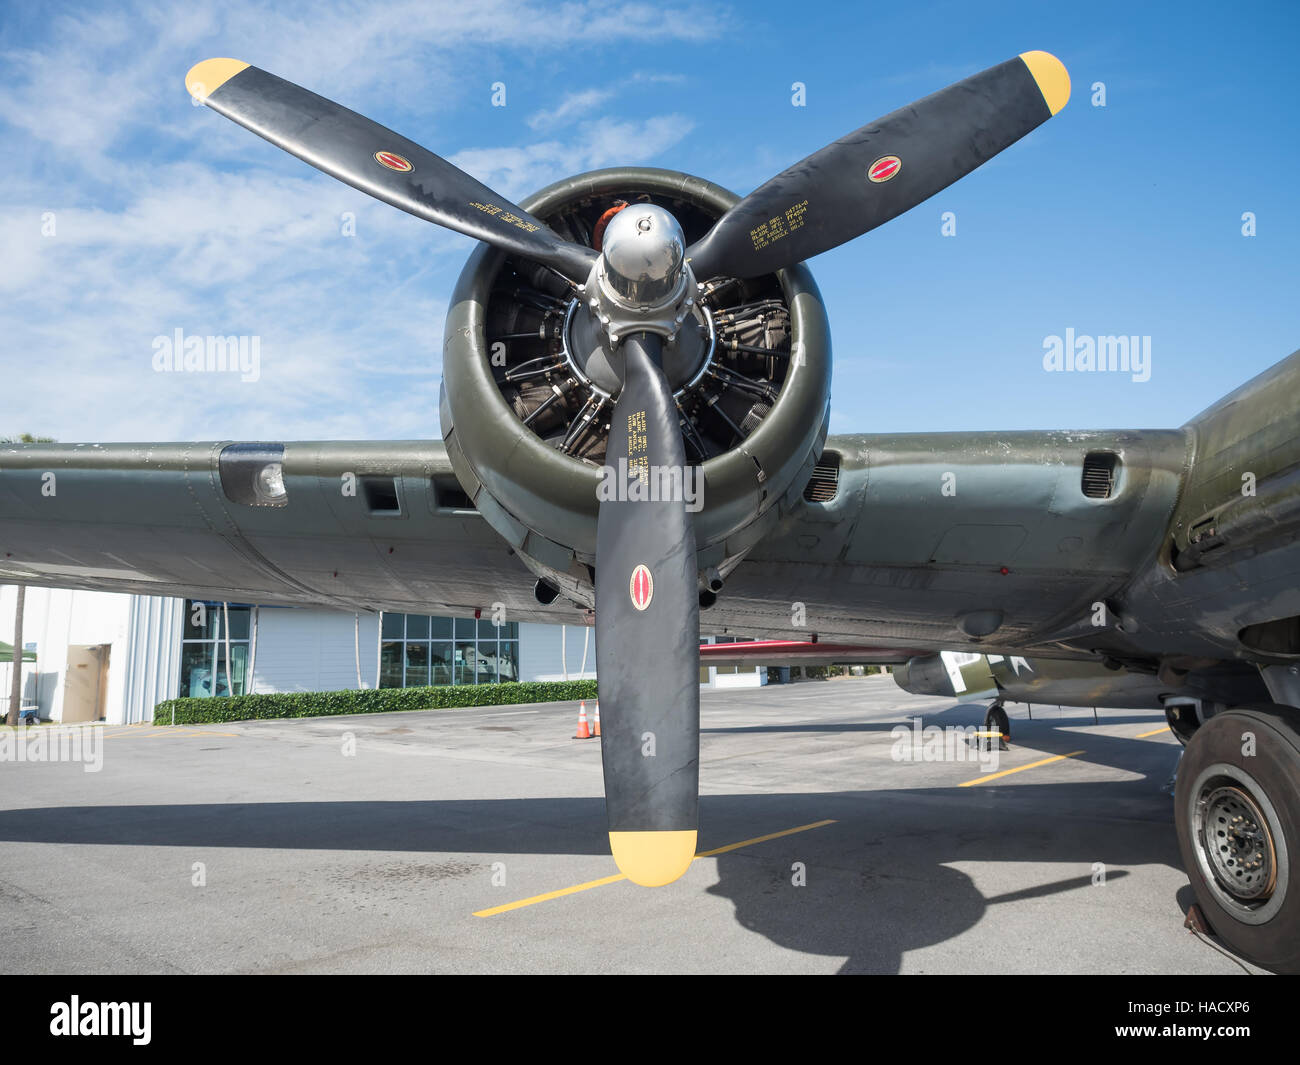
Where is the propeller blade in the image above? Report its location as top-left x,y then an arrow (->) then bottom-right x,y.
594,331 -> 700,887
185,58 -> 596,282
687,51 -> 1070,280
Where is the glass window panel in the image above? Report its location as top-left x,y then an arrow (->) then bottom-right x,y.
180,644 -> 217,698
381,613 -> 405,639
404,642 -> 430,686
454,640 -> 476,684
430,642 -> 453,686
497,642 -> 519,683
429,616 -> 453,640
476,644 -> 498,684
478,618 -> 499,640
379,643 -> 404,688
223,608 -> 251,640
454,617 -> 478,640
498,621 -> 519,640
406,614 -> 430,639
182,601 -> 219,640
215,643 -> 249,695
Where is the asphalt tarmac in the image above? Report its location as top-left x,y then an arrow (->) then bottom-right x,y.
0,675 -> 1267,973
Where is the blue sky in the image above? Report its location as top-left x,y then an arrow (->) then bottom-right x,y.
1,0 -> 1296,442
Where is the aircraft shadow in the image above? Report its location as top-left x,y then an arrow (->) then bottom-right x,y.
0,740 -> 1207,973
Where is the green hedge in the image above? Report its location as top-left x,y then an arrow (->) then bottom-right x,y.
154,680 -> 599,725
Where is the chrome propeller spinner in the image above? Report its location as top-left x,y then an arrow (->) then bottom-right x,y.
583,204 -> 698,346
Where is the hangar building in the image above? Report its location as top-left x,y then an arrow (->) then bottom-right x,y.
0,586 -> 762,724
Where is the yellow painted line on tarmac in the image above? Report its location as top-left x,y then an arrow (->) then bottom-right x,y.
473,873 -> 628,917
960,749 -> 1086,787
474,819 -> 837,917
696,819 -> 837,858
1135,726 -> 1171,739
5,724 -> 238,739
101,727 -> 240,740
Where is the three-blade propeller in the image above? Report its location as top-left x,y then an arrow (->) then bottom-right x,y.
186,50 -> 1069,886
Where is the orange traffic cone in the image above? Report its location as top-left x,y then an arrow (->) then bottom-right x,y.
574,701 -> 592,740
593,701 -> 601,737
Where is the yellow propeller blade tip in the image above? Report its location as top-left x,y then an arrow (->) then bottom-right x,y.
1019,50 -> 1070,115
185,58 -> 250,101
609,830 -> 697,887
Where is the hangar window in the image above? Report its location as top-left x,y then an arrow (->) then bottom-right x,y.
379,614 -> 520,687
179,601 -> 251,698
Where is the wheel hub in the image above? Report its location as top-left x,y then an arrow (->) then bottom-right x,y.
1198,784 -> 1278,902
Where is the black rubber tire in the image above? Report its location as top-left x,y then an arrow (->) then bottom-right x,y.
985,704 -> 1010,749
1174,704 -> 1300,973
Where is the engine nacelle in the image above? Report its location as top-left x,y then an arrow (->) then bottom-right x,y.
440,167 -> 832,606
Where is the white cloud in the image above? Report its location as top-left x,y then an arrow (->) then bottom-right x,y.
0,0 -> 719,444
450,114 -> 694,201
527,88 -> 617,131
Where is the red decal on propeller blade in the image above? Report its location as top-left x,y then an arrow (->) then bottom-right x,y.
629,564 -> 654,611
374,151 -> 414,173
867,155 -> 901,183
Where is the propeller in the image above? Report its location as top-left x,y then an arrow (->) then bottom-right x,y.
184,59 -> 596,283
594,331 -> 701,886
686,51 -> 1070,280
186,49 -> 1070,887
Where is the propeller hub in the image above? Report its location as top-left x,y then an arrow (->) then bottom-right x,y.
600,204 -> 686,307
585,204 -> 697,347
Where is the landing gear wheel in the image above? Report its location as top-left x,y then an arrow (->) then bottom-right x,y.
984,703 -> 1010,751
1174,704 -> 1300,972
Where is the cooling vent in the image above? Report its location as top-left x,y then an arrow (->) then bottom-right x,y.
803,451 -> 841,503
1081,452 -> 1119,499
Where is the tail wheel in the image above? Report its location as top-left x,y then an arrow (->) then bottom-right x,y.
984,703 -> 1010,750
1174,704 -> 1300,972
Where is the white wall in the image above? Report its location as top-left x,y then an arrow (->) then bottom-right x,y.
711,668 -> 766,689
519,621 -> 596,682
120,596 -> 184,724
0,585 -> 136,723
251,608 -> 381,694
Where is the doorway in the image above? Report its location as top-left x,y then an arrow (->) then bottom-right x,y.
63,645 -> 109,723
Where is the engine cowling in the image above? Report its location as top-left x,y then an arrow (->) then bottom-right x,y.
440,167 -> 832,606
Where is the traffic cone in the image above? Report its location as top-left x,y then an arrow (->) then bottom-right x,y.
574,701 -> 592,740
593,701 -> 601,737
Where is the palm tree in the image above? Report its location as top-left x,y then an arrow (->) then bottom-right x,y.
3,435 -> 53,725
6,585 -> 23,726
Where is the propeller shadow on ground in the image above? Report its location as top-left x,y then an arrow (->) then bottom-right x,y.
0,759 -> 1202,972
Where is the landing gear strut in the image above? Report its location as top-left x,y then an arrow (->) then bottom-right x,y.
1174,704 -> 1300,972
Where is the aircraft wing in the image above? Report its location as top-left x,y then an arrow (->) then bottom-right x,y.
0,426 -> 1191,660
0,439 -> 573,625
